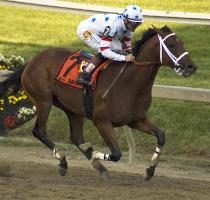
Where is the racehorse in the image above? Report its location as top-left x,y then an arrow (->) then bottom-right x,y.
0,26 -> 197,181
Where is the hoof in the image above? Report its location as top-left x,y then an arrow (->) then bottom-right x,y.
143,166 -> 155,181
91,159 -> 111,178
101,170 -> 111,179
57,164 -> 68,176
143,172 -> 152,181
97,162 -> 111,179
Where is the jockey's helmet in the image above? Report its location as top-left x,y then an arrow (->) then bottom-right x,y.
122,5 -> 143,23
122,5 -> 143,32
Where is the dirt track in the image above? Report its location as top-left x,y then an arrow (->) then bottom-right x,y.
0,145 -> 210,200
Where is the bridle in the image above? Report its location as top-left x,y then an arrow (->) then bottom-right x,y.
134,32 -> 189,75
158,33 -> 188,75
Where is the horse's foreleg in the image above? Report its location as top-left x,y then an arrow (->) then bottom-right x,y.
67,113 -> 110,178
129,117 -> 166,181
32,101 -> 68,176
71,119 -> 121,178
93,120 -> 122,163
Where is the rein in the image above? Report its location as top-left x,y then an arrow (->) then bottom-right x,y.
133,59 -> 158,66
102,62 -> 128,99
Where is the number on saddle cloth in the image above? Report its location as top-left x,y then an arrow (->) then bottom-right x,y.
79,50 -> 94,70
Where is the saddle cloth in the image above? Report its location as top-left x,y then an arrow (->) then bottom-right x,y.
55,50 -> 111,89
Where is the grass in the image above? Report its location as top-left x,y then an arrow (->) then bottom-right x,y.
0,136 -> 42,147
63,0 -> 210,13
0,5 -> 210,158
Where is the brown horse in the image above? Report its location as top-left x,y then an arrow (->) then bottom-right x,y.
0,26 -> 197,181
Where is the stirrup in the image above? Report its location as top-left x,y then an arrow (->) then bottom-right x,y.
77,78 -> 91,86
77,73 -> 91,86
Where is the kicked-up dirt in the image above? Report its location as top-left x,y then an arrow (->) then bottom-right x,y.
0,145 -> 210,200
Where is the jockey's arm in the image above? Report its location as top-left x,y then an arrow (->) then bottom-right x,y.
100,36 -> 126,61
101,49 -> 126,61
122,36 -> 132,52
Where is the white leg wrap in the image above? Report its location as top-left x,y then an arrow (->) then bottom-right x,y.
53,148 -> 65,161
92,151 -> 110,161
151,147 -> 161,167
155,147 -> 161,154
151,152 -> 159,161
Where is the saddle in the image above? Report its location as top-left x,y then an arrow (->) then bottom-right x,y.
55,50 -> 111,90
55,50 -> 112,119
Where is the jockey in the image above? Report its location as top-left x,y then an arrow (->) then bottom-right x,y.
76,4 -> 143,86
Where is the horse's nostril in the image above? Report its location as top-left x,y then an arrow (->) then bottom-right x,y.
188,65 -> 193,69
188,64 -> 196,72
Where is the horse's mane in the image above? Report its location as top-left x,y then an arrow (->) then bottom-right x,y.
133,26 -> 172,56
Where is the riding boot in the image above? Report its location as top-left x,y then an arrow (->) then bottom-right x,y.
76,68 -> 92,86
77,53 -> 106,86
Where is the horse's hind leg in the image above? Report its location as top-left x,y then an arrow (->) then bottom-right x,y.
32,100 -> 68,176
129,117 -> 166,181
66,112 -> 110,178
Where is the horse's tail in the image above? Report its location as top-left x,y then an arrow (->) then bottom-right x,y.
0,65 -> 26,97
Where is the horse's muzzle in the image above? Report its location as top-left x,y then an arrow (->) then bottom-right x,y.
182,64 -> 197,77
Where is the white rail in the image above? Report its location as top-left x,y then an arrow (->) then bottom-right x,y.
153,85 -> 210,103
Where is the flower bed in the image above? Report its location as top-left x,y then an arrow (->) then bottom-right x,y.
0,54 -> 36,135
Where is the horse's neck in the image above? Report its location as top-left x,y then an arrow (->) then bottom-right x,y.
124,42 -> 160,95
124,64 -> 159,99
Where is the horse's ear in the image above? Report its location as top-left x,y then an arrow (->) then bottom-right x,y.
161,25 -> 172,33
152,25 -> 157,30
152,25 -> 161,34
